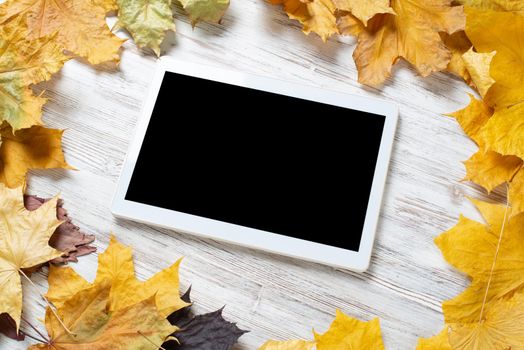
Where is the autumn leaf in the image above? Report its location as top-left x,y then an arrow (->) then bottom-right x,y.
0,17 -> 68,131
114,0 -> 176,56
463,150 -> 522,193
461,48 -> 495,98
416,328 -> 451,349
0,0 -> 124,65
314,309 -> 385,349
435,199 -> 524,324
28,280 -> 177,350
24,195 -> 96,264
165,308 -> 247,350
163,286 -> 246,349
448,291 -> 524,349
0,184 -> 63,331
269,0 -> 338,42
47,235 -> 189,317
0,313 -> 24,341
179,0 -> 230,26
350,0 -> 465,87
0,124 -> 73,189
258,340 -> 315,350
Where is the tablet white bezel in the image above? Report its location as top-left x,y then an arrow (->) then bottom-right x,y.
112,58 -> 398,272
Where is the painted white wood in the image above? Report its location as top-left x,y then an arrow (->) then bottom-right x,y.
1,1 -> 499,348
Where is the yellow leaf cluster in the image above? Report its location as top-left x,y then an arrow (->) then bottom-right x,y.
47,235 -> 190,318
259,310 -> 385,349
448,9 -> 524,216
26,235 -> 185,348
270,0 -> 465,87
29,281 -> 177,349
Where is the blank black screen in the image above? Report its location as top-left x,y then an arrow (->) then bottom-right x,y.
125,72 -> 385,251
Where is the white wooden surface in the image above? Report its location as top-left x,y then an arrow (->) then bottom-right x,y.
2,1 -> 500,348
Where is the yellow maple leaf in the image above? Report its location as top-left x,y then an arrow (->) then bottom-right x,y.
269,0 -> 338,42
462,48 -> 495,98
313,310 -> 385,349
0,0 -> 124,65
435,199 -> 524,324
0,184 -> 63,331
47,235 -> 190,317
331,0 -> 394,25
29,281 -> 177,350
448,291 -> 524,349
258,339 -> 315,350
0,124 -> 73,188
0,17 -> 68,131
416,328 -> 452,350
351,0 -> 465,87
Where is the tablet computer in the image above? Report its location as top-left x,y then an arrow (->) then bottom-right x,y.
112,58 -> 398,271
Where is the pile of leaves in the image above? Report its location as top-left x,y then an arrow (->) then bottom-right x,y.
0,183 -> 246,348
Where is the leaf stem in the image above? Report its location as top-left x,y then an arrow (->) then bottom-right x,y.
21,315 -> 50,343
138,331 -> 167,350
19,329 -> 48,344
478,187 -> 510,323
18,268 -> 76,336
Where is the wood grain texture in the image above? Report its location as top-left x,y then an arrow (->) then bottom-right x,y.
1,1 -> 501,349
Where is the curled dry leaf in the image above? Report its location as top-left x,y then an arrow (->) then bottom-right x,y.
314,310 -> 385,349
461,48 -> 495,98
114,0 -> 176,56
349,0 -> 465,87
0,124 -> 73,189
24,195 -> 96,264
0,17 -> 68,131
28,281 -> 177,350
0,184 -> 63,332
0,0 -> 124,65
435,199 -> 524,324
165,308 -> 247,350
163,286 -> 246,350
47,235 -> 189,317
